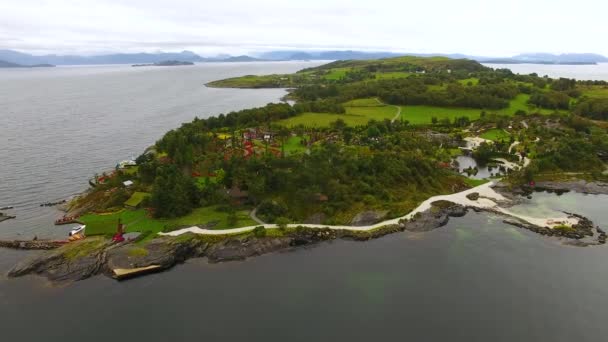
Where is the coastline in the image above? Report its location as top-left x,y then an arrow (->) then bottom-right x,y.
160,182 -> 580,237
6,181 -> 606,285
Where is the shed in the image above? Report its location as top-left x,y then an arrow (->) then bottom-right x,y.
123,180 -> 134,187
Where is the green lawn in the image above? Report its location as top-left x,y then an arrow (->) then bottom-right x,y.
283,136 -> 308,154
343,98 -> 383,107
124,192 -> 150,208
324,68 -> 351,80
122,166 -> 139,176
80,206 -> 256,236
463,178 -> 490,187
402,105 -> 482,125
400,95 -> 561,125
279,105 -> 399,128
458,78 -> 480,86
480,129 -> 511,141
375,72 -> 413,80
581,86 -> 608,99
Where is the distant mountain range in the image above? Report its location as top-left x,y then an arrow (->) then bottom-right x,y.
0,59 -> 54,68
1,49 -> 606,66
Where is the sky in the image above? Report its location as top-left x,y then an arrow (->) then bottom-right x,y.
1,0 -> 607,57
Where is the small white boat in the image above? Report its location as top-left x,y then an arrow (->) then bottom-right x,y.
69,225 -> 86,236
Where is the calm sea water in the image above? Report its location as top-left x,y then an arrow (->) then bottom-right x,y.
1,63 -> 608,341
0,61 -> 325,239
483,62 -> 608,80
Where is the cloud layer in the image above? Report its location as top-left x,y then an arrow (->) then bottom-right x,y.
1,0 -> 606,56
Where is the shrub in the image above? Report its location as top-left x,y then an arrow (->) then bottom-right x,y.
275,217 -> 291,230
253,226 -> 267,238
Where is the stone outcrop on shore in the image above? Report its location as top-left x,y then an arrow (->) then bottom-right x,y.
10,198 -> 602,285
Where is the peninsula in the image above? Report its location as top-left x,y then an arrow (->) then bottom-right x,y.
132,60 -> 195,67
5,56 -> 608,284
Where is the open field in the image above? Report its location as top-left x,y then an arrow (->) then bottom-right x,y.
323,67 -> 351,80
580,86 -> 608,99
80,206 -> 256,235
343,98 -> 383,107
401,105 -> 482,125
279,102 -> 399,127
375,72 -> 413,80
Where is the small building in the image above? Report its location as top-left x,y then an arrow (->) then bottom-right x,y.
117,159 -> 137,169
123,180 -> 134,187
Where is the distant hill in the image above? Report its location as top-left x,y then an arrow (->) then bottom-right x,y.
2,49 -> 607,66
511,53 -> 608,64
132,60 -> 195,67
0,50 -> 205,65
222,55 -> 265,62
0,59 -> 54,68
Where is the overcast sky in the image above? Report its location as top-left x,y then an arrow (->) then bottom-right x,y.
1,0 -> 606,57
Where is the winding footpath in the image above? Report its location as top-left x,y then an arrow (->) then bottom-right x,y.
160,182 -> 579,237
374,98 -> 402,123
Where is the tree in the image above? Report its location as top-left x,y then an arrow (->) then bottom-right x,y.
431,117 -> 438,125
151,165 -> 197,218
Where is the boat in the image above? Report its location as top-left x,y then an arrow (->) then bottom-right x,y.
69,225 -> 86,236
0,206 -> 13,210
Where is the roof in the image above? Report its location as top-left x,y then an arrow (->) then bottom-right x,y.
123,180 -> 134,187
227,186 -> 249,198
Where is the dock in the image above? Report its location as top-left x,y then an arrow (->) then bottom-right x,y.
112,265 -> 163,280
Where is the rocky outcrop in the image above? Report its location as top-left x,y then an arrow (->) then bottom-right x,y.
0,240 -> 65,250
105,237 -> 207,272
402,201 -> 468,232
350,211 -> 388,226
466,192 -> 480,201
0,213 -> 16,222
522,180 -> 608,195
206,236 -> 292,262
6,200 -> 603,285
8,238 -> 111,283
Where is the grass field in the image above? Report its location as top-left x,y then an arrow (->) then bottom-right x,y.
80,206 -> 256,235
458,78 -> 479,86
375,72 -> 413,80
580,86 -> 608,99
283,136 -> 308,154
279,103 -> 399,127
480,129 -> 511,141
343,98 -> 383,107
401,106 -> 482,125
324,68 -> 351,80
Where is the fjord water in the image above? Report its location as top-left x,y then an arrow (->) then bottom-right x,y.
1,63 -> 608,341
0,61 -> 324,239
1,193 -> 608,341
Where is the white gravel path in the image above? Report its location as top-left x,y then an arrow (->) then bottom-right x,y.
160,182 -> 578,237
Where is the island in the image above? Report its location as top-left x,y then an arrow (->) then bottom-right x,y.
0,59 -> 55,68
132,60 -> 195,67
5,56 -> 608,284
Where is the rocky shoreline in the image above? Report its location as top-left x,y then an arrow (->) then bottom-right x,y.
7,199 -> 604,285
